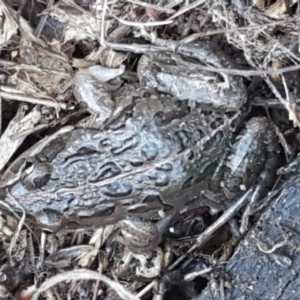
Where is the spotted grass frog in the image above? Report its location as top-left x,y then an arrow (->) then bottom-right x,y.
0,45 -> 282,253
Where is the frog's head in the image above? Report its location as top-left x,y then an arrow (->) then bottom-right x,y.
0,126 -> 74,190
0,156 -> 52,191
20,157 -> 53,191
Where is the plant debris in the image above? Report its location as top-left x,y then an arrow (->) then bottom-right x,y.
0,0 -> 300,299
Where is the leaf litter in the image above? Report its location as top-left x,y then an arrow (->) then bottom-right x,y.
0,0 -> 300,299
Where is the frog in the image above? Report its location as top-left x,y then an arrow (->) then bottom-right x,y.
0,44 -> 282,254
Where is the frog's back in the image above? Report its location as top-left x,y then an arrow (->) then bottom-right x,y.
7,87 -> 243,230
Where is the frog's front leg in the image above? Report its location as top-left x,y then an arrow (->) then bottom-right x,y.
73,65 -> 125,120
117,215 -> 175,254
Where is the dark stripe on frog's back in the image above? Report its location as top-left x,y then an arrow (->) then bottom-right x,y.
7,95 -> 242,226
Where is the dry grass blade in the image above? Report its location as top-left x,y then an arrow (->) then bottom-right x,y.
78,226 -> 115,267
264,75 -> 300,127
31,269 -> 140,300
0,2 -> 18,46
7,213 -> 26,266
0,90 -> 67,110
125,0 -> 176,14
41,2 -> 101,43
0,105 -> 42,172
267,0 -> 298,17
179,20 -> 287,43
167,0 -> 206,20
113,16 -> 173,27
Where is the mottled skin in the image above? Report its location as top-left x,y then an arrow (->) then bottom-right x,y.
5,86 -> 244,227
0,48 -> 281,253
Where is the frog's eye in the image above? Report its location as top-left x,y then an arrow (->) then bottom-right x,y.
22,159 -> 35,176
21,161 -> 53,191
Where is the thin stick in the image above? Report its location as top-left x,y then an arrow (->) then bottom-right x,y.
31,269 -> 140,300
175,57 -> 300,76
0,97 -> 2,136
105,40 -> 300,76
100,0 -> 108,46
168,188 -> 253,270
180,21 -> 287,44
167,0 -> 206,20
125,0 -> 176,14
0,91 -> 67,109
113,16 -> 173,27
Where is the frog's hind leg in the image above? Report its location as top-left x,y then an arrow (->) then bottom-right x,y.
239,141 -> 282,234
221,116 -> 282,232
